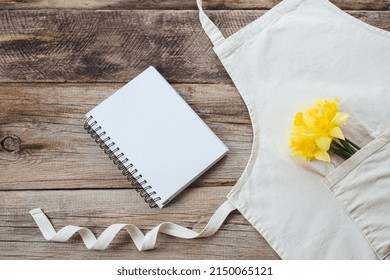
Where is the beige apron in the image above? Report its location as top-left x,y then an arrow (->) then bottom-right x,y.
30,0 -> 390,259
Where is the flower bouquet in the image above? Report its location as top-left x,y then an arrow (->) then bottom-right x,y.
289,98 -> 360,162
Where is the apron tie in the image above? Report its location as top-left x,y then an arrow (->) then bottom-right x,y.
30,200 -> 236,251
196,0 -> 225,46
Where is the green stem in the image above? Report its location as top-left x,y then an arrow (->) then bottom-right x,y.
329,146 -> 350,160
329,137 -> 361,161
339,139 -> 355,154
330,144 -> 352,158
345,138 -> 361,151
331,140 -> 345,150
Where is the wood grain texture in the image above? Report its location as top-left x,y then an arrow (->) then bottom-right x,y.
0,10 -> 389,83
0,189 -> 280,259
0,82 -> 267,259
0,0 -> 389,10
1,0 -> 389,260
0,83 -> 251,190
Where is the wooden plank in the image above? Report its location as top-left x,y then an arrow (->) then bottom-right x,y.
0,83 -> 252,190
0,10 -> 389,83
0,188 -> 280,259
0,83 -> 268,259
0,0 -> 389,11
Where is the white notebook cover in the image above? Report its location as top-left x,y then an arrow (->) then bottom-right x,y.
86,66 -> 229,208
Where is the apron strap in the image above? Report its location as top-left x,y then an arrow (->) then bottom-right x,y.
196,0 -> 225,46
29,200 -> 236,251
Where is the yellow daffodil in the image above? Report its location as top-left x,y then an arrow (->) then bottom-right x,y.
289,98 -> 356,162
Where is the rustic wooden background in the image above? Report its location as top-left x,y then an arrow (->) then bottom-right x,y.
1,0 -> 389,259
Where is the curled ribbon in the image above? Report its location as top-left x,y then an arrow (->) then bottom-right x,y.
30,200 -> 236,251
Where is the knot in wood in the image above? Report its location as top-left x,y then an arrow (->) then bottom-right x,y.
0,135 -> 21,152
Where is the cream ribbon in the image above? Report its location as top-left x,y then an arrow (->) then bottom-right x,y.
30,200 -> 236,251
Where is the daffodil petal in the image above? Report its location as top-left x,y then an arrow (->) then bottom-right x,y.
315,150 -> 331,162
315,136 -> 332,151
329,127 -> 345,140
330,112 -> 349,127
303,112 -> 315,127
293,112 -> 305,126
302,128 -> 317,137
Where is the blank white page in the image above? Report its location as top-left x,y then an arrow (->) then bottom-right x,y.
87,66 -> 228,207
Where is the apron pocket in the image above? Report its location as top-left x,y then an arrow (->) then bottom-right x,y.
323,128 -> 390,260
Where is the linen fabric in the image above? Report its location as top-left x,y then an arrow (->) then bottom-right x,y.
200,0 -> 390,259
322,129 -> 390,259
30,0 -> 390,259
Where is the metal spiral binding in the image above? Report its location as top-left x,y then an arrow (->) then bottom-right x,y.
84,116 -> 161,208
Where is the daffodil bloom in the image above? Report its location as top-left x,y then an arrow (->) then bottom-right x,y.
289,98 -> 359,162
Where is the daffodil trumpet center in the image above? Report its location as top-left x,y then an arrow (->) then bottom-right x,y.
329,138 -> 360,160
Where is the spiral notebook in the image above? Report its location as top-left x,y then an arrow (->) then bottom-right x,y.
84,66 -> 229,208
